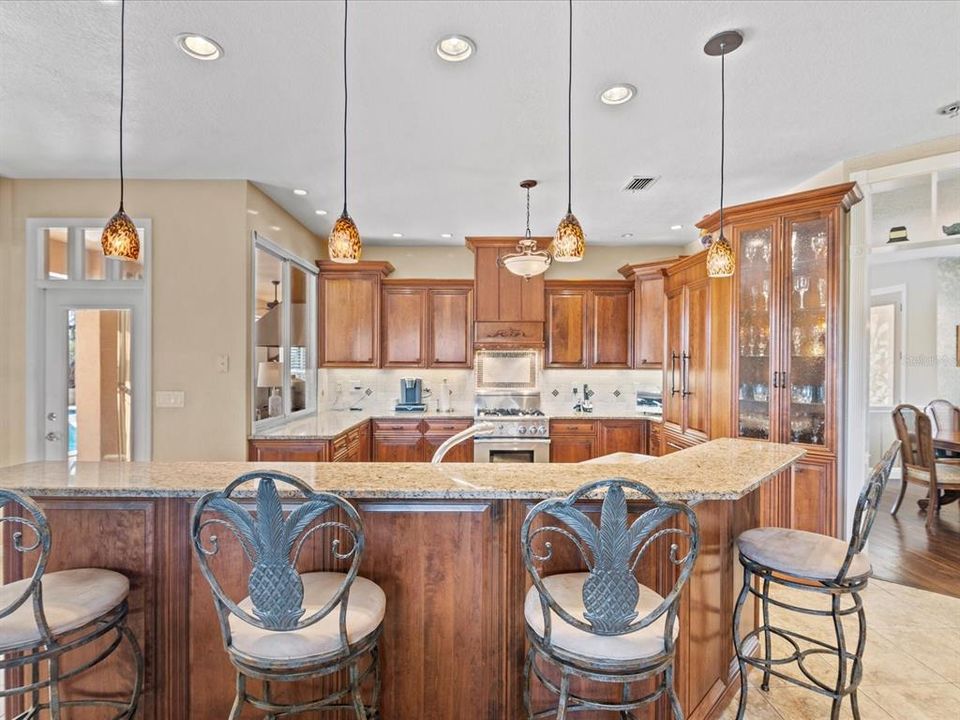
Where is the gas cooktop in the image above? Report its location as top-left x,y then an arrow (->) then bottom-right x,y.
475,408 -> 546,417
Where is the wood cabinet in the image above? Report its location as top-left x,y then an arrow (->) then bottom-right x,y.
649,421 -> 662,456
698,182 -> 861,536
619,258 -> 682,369
317,261 -> 394,367
549,419 -> 649,462
372,417 -> 473,462
544,281 -> 633,369
248,421 -> 371,463
381,281 -> 474,368
467,237 -> 546,347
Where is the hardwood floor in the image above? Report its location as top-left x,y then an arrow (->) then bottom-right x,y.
870,481 -> 960,597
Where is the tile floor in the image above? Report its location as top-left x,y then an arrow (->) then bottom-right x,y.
718,578 -> 960,720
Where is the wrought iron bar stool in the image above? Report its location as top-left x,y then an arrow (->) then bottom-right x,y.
521,478 -> 699,719
0,488 -> 143,718
732,441 -> 901,720
191,470 -> 384,719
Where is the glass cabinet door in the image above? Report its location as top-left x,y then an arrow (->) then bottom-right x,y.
735,225 -> 776,440
783,214 -> 831,447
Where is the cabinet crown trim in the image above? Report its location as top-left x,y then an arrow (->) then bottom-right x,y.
617,258 -> 685,279
696,182 -> 862,232
315,260 -> 395,276
465,236 -> 552,251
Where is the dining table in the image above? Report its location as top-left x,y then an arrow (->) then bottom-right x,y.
933,429 -> 960,454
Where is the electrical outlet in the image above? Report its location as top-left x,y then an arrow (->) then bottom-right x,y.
335,383 -> 343,394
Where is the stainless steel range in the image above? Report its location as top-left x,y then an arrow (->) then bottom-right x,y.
473,350 -> 551,463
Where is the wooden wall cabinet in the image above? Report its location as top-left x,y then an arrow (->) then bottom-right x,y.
544,281 -> 634,369
698,182 -> 862,536
317,261 -> 394,367
381,281 -> 474,368
619,258 -> 682,369
549,418 -> 649,462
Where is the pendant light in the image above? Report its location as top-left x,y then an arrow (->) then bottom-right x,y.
704,30 -> 742,278
100,0 -> 140,261
500,180 -> 552,279
328,0 -> 362,263
552,0 -> 585,262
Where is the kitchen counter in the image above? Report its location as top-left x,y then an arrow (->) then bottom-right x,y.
0,438 -> 801,501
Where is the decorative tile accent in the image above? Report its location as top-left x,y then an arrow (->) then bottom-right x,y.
585,388 -> 595,400
551,388 -> 560,397
364,388 -> 373,396
613,389 -> 621,398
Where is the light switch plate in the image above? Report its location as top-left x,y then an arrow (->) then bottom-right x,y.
216,354 -> 230,373
155,391 -> 184,408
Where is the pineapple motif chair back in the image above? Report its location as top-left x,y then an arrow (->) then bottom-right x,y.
839,441 -> 900,583
0,489 -> 51,627
521,479 -> 699,651
191,471 -> 364,651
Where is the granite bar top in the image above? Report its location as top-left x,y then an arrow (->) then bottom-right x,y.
251,408 -> 661,440
0,439 -> 803,502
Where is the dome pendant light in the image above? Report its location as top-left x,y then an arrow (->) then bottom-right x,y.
552,0 -> 585,262
500,180 -> 552,279
328,0 -> 362,263
101,0 -> 140,261
704,30 -> 742,279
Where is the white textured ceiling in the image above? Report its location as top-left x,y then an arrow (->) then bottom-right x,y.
1,0 -> 958,247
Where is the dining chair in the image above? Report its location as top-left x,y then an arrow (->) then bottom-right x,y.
891,403 -> 960,526
520,478 -> 699,719
925,399 -> 960,458
191,470 -> 384,719
732,441 -> 900,720
0,488 -> 143,718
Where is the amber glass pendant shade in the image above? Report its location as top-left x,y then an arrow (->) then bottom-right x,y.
706,234 -> 735,277
552,212 -> 585,262
101,207 -> 140,261
328,212 -> 362,263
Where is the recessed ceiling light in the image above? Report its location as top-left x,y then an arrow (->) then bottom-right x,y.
270,225 -> 281,231
176,33 -> 223,61
937,100 -> 960,118
621,232 -> 634,239
671,224 -> 683,230
246,209 -> 259,215
315,209 -> 328,216
436,35 -> 475,63
599,84 -> 637,105
392,233 -> 404,238
440,233 -> 453,239
293,188 -> 308,196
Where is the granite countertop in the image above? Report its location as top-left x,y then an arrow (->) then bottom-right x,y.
0,438 -> 804,502
251,407 -> 662,440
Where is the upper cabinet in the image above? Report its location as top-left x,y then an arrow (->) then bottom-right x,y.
467,237 -> 546,348
381,281 -> 474,368
619,258 -> 681,369
544,281 -> 633,369
317,260 -> 394,367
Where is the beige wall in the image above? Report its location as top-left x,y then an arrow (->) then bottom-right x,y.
360,243 -> 685,280
0,179 -> 322,466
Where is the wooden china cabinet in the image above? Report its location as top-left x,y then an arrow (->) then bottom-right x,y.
697,182 -> 862,536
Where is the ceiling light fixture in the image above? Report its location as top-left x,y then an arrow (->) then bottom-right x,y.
500,180 -> 552,279
270,225 -> 281,231
552,0 -> 585,262
621,233 -> 634,239
599,83 -> 636,105
440,233 -> 453,239
436,35 -> 475,63
100,0 -> 139,261
293,188 -> 308,196
329,0 -> 362,263
671,224 -> 683,230
247,209 -> 259,215
937,101 -> 960,118
392,232 -> 404,238
315,209 -> 328,216
704,30 -> 743,279
176,33 -> 223,61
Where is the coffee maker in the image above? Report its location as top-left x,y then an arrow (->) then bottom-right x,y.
396,377 -> 428,412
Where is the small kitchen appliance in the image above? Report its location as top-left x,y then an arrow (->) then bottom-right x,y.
396,377 -> 428,412
635,388 -> 663,418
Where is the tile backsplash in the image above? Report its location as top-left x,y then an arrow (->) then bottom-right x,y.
318,366 -> 662,413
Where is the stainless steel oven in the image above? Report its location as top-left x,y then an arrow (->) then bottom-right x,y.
473,438 -> 551,463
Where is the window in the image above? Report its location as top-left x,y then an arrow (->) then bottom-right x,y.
869,298 -> 901,408
39,225 -> 146,282
252,233 -> 317,427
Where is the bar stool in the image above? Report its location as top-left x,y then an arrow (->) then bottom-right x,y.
0,488 -> 143,718
521,478 -> 699,719
732,441 -> 901,720
191,470 -> 384,719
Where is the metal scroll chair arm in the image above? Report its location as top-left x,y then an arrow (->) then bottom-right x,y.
430,423 -> 496,463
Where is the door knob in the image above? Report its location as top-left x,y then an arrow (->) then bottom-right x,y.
45,432 -> 61,442
46,412 -> 57,421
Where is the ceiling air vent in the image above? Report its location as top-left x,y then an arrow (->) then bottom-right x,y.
621,176 -> 660,193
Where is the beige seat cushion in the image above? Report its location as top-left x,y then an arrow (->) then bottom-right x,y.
906,462 -> 960,486
524,572 -> 678,662
229,572 -> 385,663
0,568 -> 129,652
737,527 -> 870,581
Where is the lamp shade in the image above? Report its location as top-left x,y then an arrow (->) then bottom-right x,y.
256,361 -> 283,388
101,208 -> 140,261
706,235 -> 735,278
552,212 -> 585,262
329,213 -> 361,263
501,252 -> 551,279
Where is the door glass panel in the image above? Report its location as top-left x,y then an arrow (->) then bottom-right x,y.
737,226 -> 774,440
44,228 -> 69,279
787,217 -> 829,445
68,309 -> 132,461
254,247 -> 284,421
289,265 -> 309,412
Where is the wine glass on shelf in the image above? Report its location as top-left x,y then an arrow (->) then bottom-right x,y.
794,275 -> 809,310
761,244 -> 771,264
818,278 -> 827,307
811,232 -> 827,259
750,286 -> 758,311
762,280 -> 770,311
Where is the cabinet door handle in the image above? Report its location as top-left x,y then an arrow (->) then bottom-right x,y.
681,352 -> 691,397
670,352 -> 680,395
773,370 -> 779,389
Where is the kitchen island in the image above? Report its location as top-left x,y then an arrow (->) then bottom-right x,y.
0,439 -> 802,719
